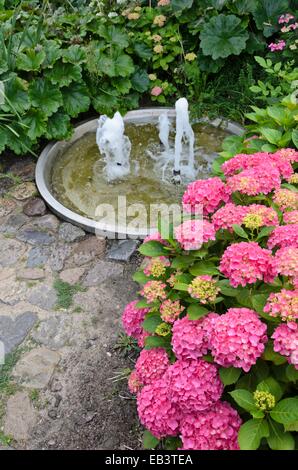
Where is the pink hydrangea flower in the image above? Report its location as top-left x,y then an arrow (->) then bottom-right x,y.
135,348 -> 170,385
128,370 -> 143,394
212,203 -> 247,232
141,280 -> 167,303
143,231 -> 167,244
273,189 -> 298,211
143,256 -> 170,277
273,246 -> 298,284
160,299 -> 185,323
138,330 -> 151,348
171,314 -> 218,360
268,224 -> 298,249
166,359 -> 223,412
158,0 -> 170,5
209,308 -> 268,372
226,164 -> 281,196
242,204 -> 279,229
182,177 -> 231,215
175,219 -> 216,251
137,377 -> 181,438
122,300 -> 150,339
284,211 -> 298,224
274,148 -> 298,163
264,289 -> 298,322
222,151 -> 293,179
179,401 -> 242,450
188,276 -> 220,303
268,40 -> 286,52
219,242 -> 276,288
151,86 -> 163,97
272,322 -> 298,369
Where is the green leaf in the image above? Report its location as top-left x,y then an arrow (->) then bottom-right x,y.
286,365 -> 298,382
187,304 -> 209,320
47,62 -> 82,87
45,111 -> 72,141
131,69 -> 150,93
143,430 -> 159,449
29,79 -> 63,116
219,367 -> 242,386
62,45 -> 86,64
171,0 -> 193,11
229,389 -> 257,412
22,109 -> 47,140
132,271 -> 148,285
144,336 -> 169,350
136,299 -> 151,308
171,255 -> 195,270
257,377 -> 283,401
260,128 -> 282,145
216,280 -> 238,297
139,241 -> 169,257
173,282 -> 189,292
284,421 -> 298,432
236,288 -> 253,308
1,76 -> 30,114
98,25 -> 129,49
62,82 -> 90,118
0,127 -> 8,153
256,226 -> 275,241
267,419 -> 295,450
292,129 -> 298,149
43,40 -> 61,67
238,419 -> 269,450
189,261 -> 219,276
232,224 -> 249,239
143,315 -> 162,334
16,48 -> 45,71
200,14 -> 249,60
262,342 -> 287,365
253,0 -> 289,36
134,43 -> 152,60
270,398 -> 298,425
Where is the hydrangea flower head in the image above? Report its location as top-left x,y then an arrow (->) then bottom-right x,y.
273,246 -> 298,283
141,280 -> 167,303
264,289 -> 298,322
160,299 -> 185,323
128,370 -> 142,394
283,211 -> 298,224
137,378 -> 180,438
268,224 -> 298,249
143,256 -> 170,277
242,205 -> 278,230
219,242 -> 276,288
179,401 -> 241,450
182,177 -> 231,215
209,308 -> 268,371
226,164 -> 281,196
166,359 -> 223,412
135,348 -> 170,385
175,219 -> 215,251
212,203 -> 247,232
171,314 -> 218,360
122,301 -> 150,339
188,275 -> 220,303
254,391 -> 275,411
273,189 -> 298,211
274,148 -> 298,163
272,322 -> 298,369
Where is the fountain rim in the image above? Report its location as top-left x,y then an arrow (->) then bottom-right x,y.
36,107 -> 244,238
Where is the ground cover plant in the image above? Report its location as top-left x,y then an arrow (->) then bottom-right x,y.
0,0 -> 297,156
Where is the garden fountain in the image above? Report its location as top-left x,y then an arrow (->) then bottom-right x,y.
36,100 -> 244,237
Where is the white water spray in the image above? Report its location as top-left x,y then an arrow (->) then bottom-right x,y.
158,112 -> 170,152
174,98 -> 195,180
96,112 -> 131,182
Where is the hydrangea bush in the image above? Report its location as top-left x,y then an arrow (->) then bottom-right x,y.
122,148 -> 298,450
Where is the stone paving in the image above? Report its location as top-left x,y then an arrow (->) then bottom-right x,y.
0,157 -> 142,450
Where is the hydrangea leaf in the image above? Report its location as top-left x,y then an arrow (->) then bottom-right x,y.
229,389 -> 258,412
62,82 -> 90,118
139,241 -> 169,257
143,430 -> 159,450
219,367 -> 242,386
22,109 -> 47,140
29,78 -> 63,116
189,261 -> 219,276
257,377 -> 283,402
16,48 -> 46,71
267,419 -> 295,450
187,304 -> 209,320
132,271 -> 149,285
200,14 -> 249,60
270,398 -> 298,425
238,419 -> 269,450
46,62 -> 82,87
45,110 -> 72,141
143,315 -> 162,334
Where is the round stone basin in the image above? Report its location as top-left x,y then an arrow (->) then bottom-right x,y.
36,108 -> 244,238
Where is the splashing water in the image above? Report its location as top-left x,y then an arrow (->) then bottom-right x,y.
96,99 -> 199,184
96,112 -> 131,182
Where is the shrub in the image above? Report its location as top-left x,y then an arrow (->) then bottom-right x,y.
124,147 -> 298,450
